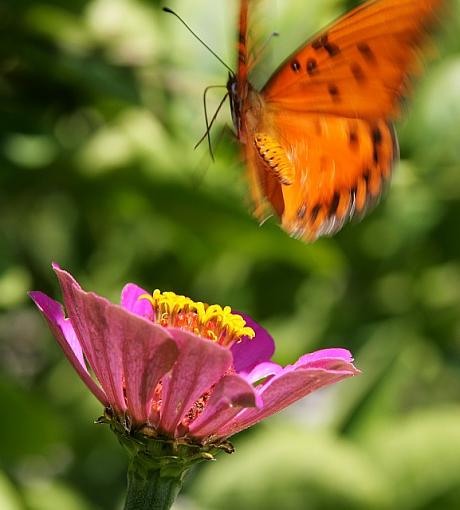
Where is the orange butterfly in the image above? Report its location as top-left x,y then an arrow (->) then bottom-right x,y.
227,0 -> 444,241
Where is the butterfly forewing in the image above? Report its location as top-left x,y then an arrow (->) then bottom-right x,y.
262,0 -> 443,117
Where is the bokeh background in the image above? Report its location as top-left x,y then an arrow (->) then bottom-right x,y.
2,0 -> 460,508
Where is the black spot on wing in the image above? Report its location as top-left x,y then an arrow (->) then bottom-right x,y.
328,84 -> 340,101
329,192 -> 340,216
324,41 -> 340,57
372,126 -> 382,144
306,58 -> 318,76
311,204 -> 321,222
297,204 -> 307,219
371,126 -> 382,164
357,42 -> 376,64
291,60 -> 301,72
311,33 -> 340,57
363,169 -> 370,184
349,129 -> 359,147
350,62 -> 365,82
312,34 -> 328,50
373,146 -> 379,164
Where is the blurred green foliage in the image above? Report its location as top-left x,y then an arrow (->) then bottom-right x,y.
1,0 -> 460,508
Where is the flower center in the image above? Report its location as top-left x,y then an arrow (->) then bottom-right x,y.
140,290 -> 255,347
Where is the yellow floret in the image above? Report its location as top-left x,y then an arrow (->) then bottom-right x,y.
139,291 -> 255,347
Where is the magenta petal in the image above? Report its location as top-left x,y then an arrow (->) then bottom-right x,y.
189,375 -> 258,440
218,361 -> 359,437
121,283 -> 154,320
231,313 -> 275,375
244,361 -> 283,384
105,306 -> 179,424
29,291 -> 108,405
295,348 -> 354,368
158,329 -> 232,437
54,267 -> 127,414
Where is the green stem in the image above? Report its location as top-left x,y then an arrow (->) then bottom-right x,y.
105,415 -> 228,510
124,460 -> 187,510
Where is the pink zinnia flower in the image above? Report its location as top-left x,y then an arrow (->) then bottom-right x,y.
29,264 -> 359,509
30,264 -> 358,443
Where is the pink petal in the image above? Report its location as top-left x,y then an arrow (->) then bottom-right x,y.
105,305 -> 179,424
120,283 -> 154,320
54,266 -> 127,414
218,361 -> 359,438
29,291 -> 108,405
158,329 -> 232,437
231,313 -> 275,375
295,348 -> 354,368
188,375 -> 258,441
244,361 -> 283,385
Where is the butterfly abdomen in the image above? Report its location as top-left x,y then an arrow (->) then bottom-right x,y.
254,133 -> 294,185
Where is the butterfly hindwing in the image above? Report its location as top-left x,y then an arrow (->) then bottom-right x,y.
247,108 -> 398,240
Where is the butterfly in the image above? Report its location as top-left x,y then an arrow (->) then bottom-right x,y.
227,0 -> 445,241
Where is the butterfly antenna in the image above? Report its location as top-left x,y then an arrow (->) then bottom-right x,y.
252,31 -> 279,67
163,7 -> 235,75
195,86 -> 229,160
